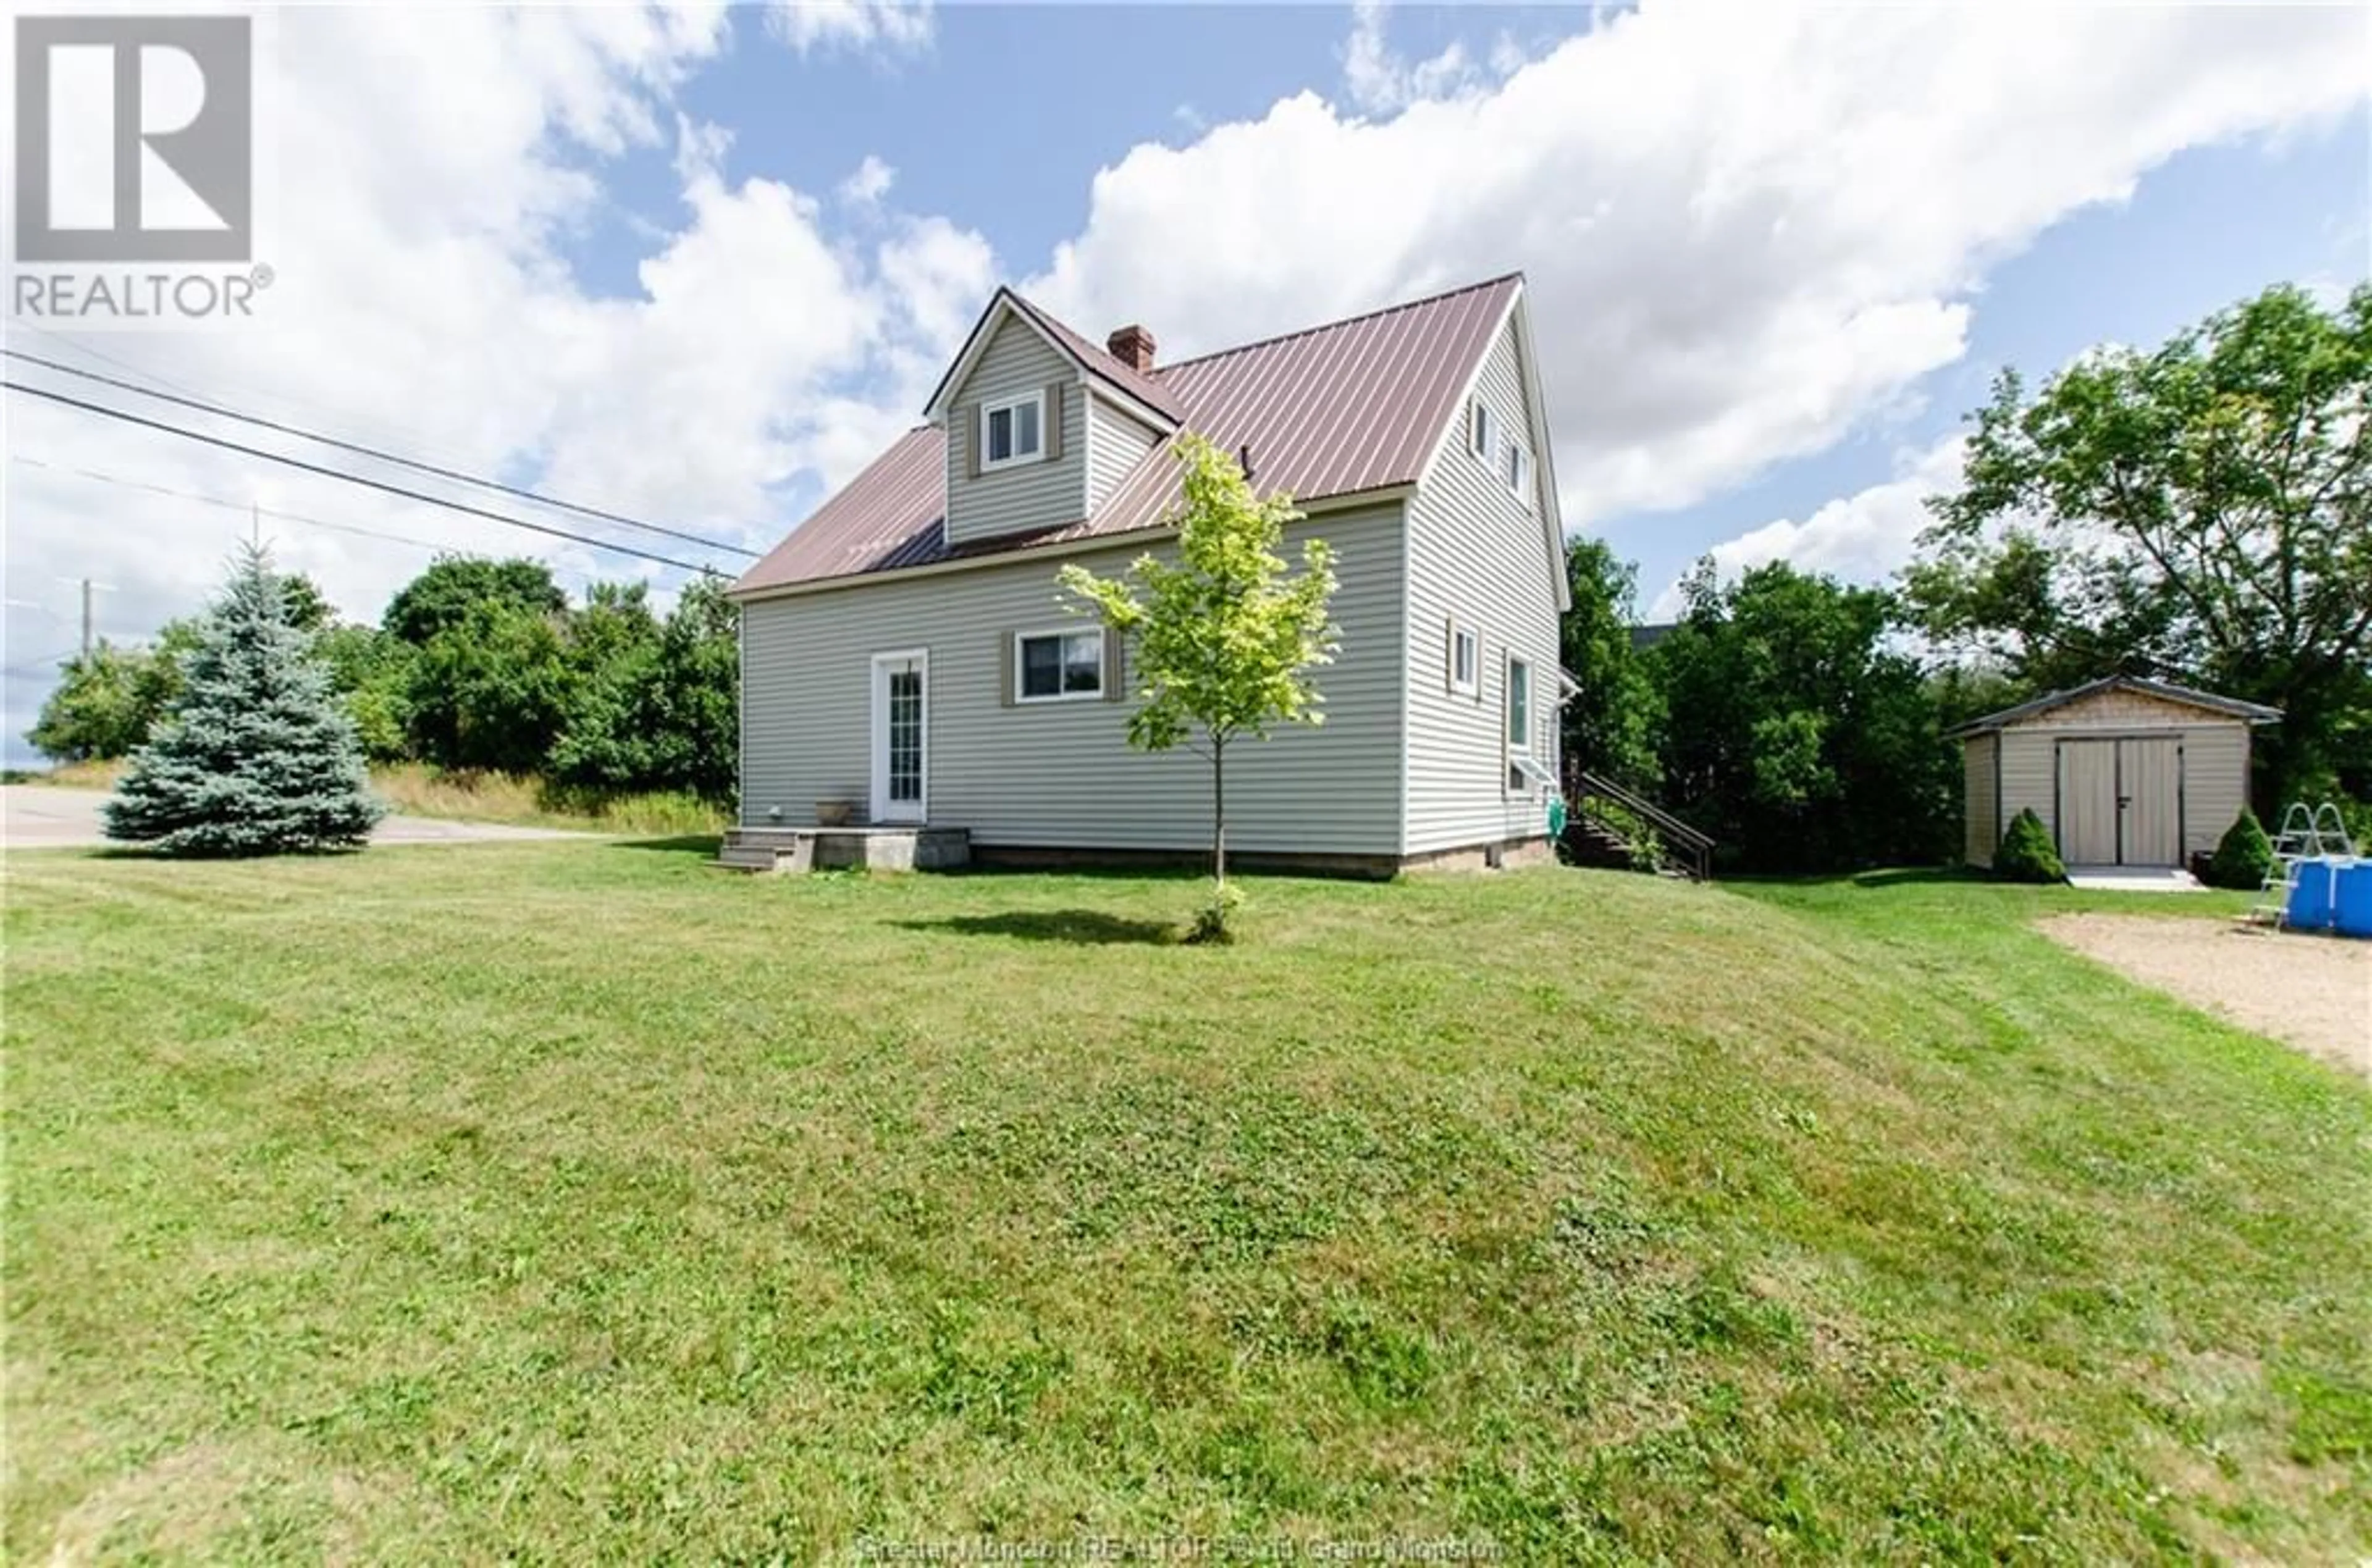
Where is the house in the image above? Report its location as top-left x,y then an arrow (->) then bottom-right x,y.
725,274 -> 1573,876
1948,675 -> 2279,871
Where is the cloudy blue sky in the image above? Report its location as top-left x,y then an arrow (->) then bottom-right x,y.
5,1 -> 2367,760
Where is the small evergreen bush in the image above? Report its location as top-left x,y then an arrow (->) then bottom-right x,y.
2204,809 -> 2277,889
1994,808 -> 2066,883
104,545 -> 384,856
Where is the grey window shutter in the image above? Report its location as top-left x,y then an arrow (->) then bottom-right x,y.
1102,629 -> 1124,702
1444,615 -> 1457,694
998,632 -> 1015,706
965,406 -> 981,479
1045,384 -> 1064,461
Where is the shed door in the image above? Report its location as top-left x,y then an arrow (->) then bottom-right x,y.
2057,736 -> 2183,866
2121,737 -> 2181,866
2058,741 -> 2119,864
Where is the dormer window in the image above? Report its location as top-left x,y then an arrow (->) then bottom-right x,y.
980,392 -> 1045,470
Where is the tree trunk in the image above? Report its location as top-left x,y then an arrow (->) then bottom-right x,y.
1212,731 -> 1227,887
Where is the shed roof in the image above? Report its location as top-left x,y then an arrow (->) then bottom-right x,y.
732,274 -> 1526,598
1945,675 -> 2282,739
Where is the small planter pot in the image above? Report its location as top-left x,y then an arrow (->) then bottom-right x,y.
815,800 -> 854,828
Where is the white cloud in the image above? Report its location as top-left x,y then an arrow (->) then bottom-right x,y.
764,1 -> 933,59
1031,1 -> 2368,529
1342,0 -> 1479,116
8,2 -> 2366,763
838,153 -> 898,206
1,6 -> 989,760
1644,435 -> 1968,620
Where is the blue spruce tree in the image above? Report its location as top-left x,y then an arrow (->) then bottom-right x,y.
104,545 -> 384,855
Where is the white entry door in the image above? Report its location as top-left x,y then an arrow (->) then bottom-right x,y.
870,650 -> 927,824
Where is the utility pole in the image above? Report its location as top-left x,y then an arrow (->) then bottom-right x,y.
55,576 -> 112,661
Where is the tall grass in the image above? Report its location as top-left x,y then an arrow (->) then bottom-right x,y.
2,758 -> 125,789
366,764 -> 726,836
7,759 -> 725,836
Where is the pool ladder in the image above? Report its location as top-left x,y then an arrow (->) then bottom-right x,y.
2251,802 -> 2359,929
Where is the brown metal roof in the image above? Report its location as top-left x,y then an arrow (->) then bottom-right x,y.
1004,291 -> 1187,424
733,273 -> 1523,597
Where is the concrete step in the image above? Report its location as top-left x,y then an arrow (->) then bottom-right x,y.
715,825 -> 967,873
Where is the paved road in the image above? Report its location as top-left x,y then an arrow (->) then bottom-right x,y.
2,786 -> 591,850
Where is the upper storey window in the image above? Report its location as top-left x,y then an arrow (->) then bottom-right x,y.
981,393 -> 1045,470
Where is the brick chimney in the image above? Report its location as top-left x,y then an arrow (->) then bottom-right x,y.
1107,324 -> 1156,372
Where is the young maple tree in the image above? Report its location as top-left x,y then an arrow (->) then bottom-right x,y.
1059,435 -> 1339,928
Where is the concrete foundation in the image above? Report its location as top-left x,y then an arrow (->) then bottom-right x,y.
718,826 -> 971,874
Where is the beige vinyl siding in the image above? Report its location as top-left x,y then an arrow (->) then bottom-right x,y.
944,315 -> 1087,547
1991,703 -> 2255,866
1962,732 -> 1998,866
1085,390 -> 1161,513
740,504 -> 1407,855
2176,724 -> 2250,858
1401,311 -> 1563,855
1998,729 -> 2059,850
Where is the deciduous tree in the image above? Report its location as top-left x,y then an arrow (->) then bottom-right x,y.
1650,562 -> 1954,871
403,598 -> 574,773
383,555 -> 568,646
1559,537 -> 1662,787
1908,282 -> 2372,807
1059,435 -> 1338,926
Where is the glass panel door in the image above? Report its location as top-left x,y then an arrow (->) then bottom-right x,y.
872,652 -> 927,823
888,668 -> 922,804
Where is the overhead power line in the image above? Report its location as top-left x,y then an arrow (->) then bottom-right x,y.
2,347 -> 759,559
13,453 -> 467,557
5,381 -> 726,577
11,320 -> 453,452
10,321 -> 222,406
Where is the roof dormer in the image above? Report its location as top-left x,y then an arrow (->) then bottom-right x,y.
927,290 -> 1182,549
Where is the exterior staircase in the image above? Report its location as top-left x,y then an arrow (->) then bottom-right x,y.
1560,815 -> 1639,871
1558,768 -> 1715,881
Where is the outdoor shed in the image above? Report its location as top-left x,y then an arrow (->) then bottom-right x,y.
1950,676 -> 2281,870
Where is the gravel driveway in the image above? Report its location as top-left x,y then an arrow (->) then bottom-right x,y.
2,786 -> 589,850
2040,913 -> 2371,1079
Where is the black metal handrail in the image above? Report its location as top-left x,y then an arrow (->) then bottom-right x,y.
1571,768 -> 1714,881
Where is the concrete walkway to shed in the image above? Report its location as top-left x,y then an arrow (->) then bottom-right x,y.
2064,865 -> 2205,893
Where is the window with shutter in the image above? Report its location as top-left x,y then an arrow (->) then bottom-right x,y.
1012,627 -> 1104,702
979,391 -> 1046,471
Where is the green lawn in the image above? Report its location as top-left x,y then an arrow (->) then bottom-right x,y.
6,844 -> 2367,1561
